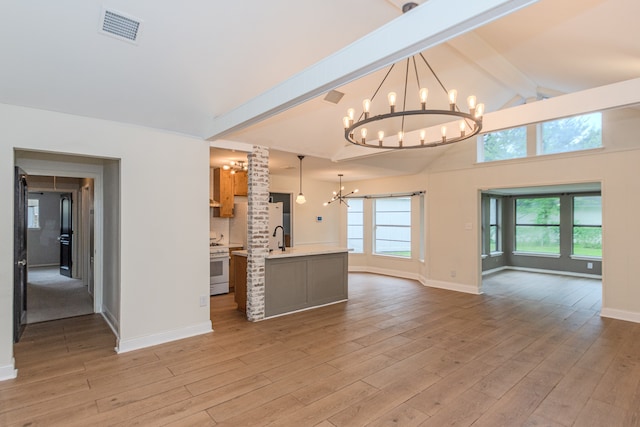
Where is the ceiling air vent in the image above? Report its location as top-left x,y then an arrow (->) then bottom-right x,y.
323,90 -> 345,105
99,8 -> 142,44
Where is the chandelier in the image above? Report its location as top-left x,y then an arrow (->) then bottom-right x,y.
324,174 -> 359,207
222,160 -> 248,174
342,3 -> 484,150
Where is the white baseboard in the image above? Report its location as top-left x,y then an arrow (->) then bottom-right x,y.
0,358 -> 17,381
485,266 -> 602,279
420,278 -> 481,295
349,265 -> 420,281
101,307 -> 120,340
116,321 -> 213,354
349,266 -> 480,295
600,308 -> 640,324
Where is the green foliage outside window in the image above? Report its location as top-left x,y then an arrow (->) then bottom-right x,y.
541,113 -> 602,154
515,197 -> 560,254
482,127 -> 527,162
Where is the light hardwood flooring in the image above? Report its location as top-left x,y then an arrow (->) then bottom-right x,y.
2,271 -> 639,426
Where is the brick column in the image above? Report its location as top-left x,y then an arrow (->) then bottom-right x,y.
246,145 -> 269,321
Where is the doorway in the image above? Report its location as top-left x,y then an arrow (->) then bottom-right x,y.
24,179 -> 95,324
479,183 -> 603,308
14,149 -> 118,346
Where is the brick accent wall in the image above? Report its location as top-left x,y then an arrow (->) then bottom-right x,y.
246,145 -> 269,321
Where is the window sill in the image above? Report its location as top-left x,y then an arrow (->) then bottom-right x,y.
490,251 -> 503,257
513,251 -> 560,259
570,255 -> 602,261
481,254 -> 488,259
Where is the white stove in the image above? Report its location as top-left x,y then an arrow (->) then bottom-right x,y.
209,239 -> 229,295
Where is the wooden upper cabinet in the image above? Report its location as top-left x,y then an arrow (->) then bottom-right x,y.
233,171 -> 248,196
213,168 -> 234,217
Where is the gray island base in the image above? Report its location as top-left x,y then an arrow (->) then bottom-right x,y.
233,245 -> 348,318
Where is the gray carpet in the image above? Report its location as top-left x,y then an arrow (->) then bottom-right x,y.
27,266 -> 94,323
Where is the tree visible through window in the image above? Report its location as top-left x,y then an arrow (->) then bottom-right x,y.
347,198 -> 364,253
573,196 -> 602,257
374,197 -> 411,257
482,127 -> 527,162
515,197 -> 560,254
540,112 -> 602,154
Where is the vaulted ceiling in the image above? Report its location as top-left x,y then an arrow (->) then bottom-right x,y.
2,0 -> 639,181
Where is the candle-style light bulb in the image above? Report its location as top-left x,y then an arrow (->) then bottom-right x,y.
459,120 -> 466,137
420,129 -> 426,145
388,92 -> 397,113
323,202 -> 329,206
448,89 -> 457,110
475,103 -> 485,118
419,88 -> 428,110
342,116 -> 350,130
362,99 -> 371,119
223,165 -> 230,170
398,131 -> 403,148
347,108 -> 355,123
378,130 -> 385,146
360,128 -> 367,144
441,125 -> 447,142
467,95 -> 477,114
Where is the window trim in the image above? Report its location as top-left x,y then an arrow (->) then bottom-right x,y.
373,197 -> 412,259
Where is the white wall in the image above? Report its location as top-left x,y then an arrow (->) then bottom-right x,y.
1,104 -> 211,378
270,175 -> 341,246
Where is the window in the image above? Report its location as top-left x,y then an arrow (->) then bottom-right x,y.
27,199 -> 40,229
374,197 -> 411,257
573,196 -> 602,257
515,197 -> 560,254
481,126 -> 527,162
489,198 -> 500,253
347,198 -> 364,253
540,112 -> 602,155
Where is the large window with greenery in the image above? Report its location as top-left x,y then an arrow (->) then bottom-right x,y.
573,196 -> 602,257
374,197 -> 411,257
347,198 -> 364,253
540,112 -> 602,155
515,197 -> 560,254
481,127 -> 527,162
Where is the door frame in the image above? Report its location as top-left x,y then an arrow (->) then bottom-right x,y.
15,158 -> 105,316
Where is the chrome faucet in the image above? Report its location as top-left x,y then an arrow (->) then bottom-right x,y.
272,225 -> 286,251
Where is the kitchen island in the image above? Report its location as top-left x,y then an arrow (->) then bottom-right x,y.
232,245 -> 348,318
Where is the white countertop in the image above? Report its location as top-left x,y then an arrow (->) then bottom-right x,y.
232,244 -> 348,259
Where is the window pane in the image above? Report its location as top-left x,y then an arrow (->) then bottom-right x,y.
481,127 -> 527,162
347,198 -> 364,253
489,198 -> 497,224
574,196 -> 601,226
573,195 -> 602,257
490,225 -> 497,252
515,198 -> 560,225
374,197 -> 411,258
515,225 -> 560,254
541,112 -> 602,154
27,199 -> 40,229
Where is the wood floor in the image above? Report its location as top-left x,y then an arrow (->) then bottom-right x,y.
2,271 -> 639,426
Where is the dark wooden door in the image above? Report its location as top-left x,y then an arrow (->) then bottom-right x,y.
14,167 -> 28,342
59,193 -> 73,278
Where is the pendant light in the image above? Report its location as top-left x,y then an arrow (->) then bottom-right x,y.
296,155 -> 306,204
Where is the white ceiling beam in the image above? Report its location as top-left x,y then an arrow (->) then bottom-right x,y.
447,32 -> 538,99
483,77 -> 640,132
205,0 -> 539,140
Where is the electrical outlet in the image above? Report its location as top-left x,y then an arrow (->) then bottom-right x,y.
199,295 -> 208,307
450,270 -> 456,278
587,262 -> 593,270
